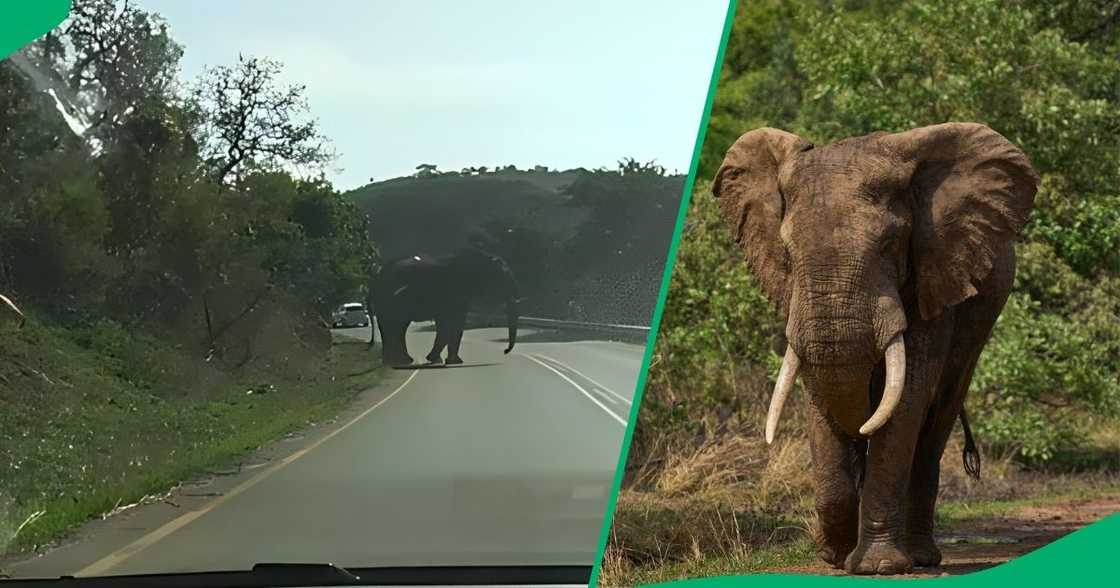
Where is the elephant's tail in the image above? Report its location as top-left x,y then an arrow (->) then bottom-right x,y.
960,408 -> 981,480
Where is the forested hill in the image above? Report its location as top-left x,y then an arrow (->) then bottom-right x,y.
345,168 -> 589,261
347,163 -> 685,324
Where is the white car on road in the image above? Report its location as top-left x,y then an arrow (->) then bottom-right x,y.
331,302 -> 371,329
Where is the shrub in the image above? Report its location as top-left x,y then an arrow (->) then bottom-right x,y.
636,182 -> 783,456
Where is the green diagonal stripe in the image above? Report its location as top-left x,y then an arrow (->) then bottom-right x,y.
0,1 -> 71,60
647,512 -> 1120,586
586,1 -> 739,586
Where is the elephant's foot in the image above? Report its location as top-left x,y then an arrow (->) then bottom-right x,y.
814,527 -> 856,569
906,534 -> 942,567
813,501 -> 858,569
386,355 -> 414,367
817,544 -> 853,569
445,355 -> 464,365
845,541 -> 913,575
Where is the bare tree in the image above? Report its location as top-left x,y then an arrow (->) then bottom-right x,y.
194,55 -> 331,185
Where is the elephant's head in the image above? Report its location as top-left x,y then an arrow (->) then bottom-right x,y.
713,123 -> 1038,440
460,248 -> 520,354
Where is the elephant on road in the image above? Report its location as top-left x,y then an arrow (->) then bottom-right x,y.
367,248 -> 519,366
714,123 -> 1038,574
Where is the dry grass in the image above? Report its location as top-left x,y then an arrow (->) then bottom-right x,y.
601,390 -> 1120,586
604,431 -> 815,584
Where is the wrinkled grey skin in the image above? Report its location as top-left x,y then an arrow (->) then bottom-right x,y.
367,248 -> 519,366
714,123 -> 1038,574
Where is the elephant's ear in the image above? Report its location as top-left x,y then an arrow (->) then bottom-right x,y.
886,123 -> 1039,321
712,128 -> 811,315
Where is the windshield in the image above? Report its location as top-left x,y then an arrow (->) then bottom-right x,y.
0,0 -> 727,580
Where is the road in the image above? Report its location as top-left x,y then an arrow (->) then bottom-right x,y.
8,324 -> 643,577
773,493 -> 1120,578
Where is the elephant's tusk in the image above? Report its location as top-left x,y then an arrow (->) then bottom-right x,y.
765,345 -> 800,444
1,293 -> 25,328
859,334 -> 906,436
392,285 -> 408,297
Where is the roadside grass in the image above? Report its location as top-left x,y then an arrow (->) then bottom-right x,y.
0,319 -> 382,556
602,392 -> 1120,586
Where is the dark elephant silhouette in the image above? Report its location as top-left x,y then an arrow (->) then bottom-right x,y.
366,248 -> 519,366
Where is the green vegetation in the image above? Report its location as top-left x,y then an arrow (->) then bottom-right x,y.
0,319 -> 380,554
643,0 -> 1120,466
348,159 -> 684,325
0,0 -> 686,557
609,0 -> 1120,582
0,0 -> 377,554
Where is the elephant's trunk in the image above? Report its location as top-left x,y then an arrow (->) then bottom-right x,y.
768,272 -> 908,440
764,333 -> 906,441
504,297 -> 518,354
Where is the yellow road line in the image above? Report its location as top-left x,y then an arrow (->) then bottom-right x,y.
76,369 -> 420,577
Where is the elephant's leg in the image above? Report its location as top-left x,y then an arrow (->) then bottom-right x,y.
806,395 -> 860,568
907,295 -> 1003,566
846,322 -> 949,575
445,313 -> 466,365
426,320 -> 448,364
905,360 -> 973,567
374,315 -> 389,355
844,398 -> 922,574
379,319 -> 407,365
394,321 -> 413,365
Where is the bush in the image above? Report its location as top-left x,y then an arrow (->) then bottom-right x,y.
969,292 -> 1120,462
635,182 -> 783,457
652,0 -> 1120,468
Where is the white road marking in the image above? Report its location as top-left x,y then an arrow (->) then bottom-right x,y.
592,387 -> 620,405
76,369 -> 420,577
519,354 -> 626,427
529,353 -> 632,406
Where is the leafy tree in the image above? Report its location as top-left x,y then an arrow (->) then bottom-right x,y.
97,102 -> 201,255
659,0 -> 1120,463
193,55 -> 331,185
563,158 -> 680,274
48,0 -> 183,136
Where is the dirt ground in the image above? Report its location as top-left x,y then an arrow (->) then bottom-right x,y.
774,494 -> 1120,577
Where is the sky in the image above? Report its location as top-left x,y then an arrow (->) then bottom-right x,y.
137,0 -> 729,191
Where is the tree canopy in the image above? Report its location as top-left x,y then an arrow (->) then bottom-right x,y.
653,0 -> 1120,463
1,0 -> 373,362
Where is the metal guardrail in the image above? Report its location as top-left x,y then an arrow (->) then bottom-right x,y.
331,313 -> 652,345
467,313 -> 651,343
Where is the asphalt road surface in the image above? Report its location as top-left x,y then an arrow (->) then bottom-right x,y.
7,324 -> 642,578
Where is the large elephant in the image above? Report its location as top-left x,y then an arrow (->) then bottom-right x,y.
367,248 -> 519,366
713,123 -> 1038,575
